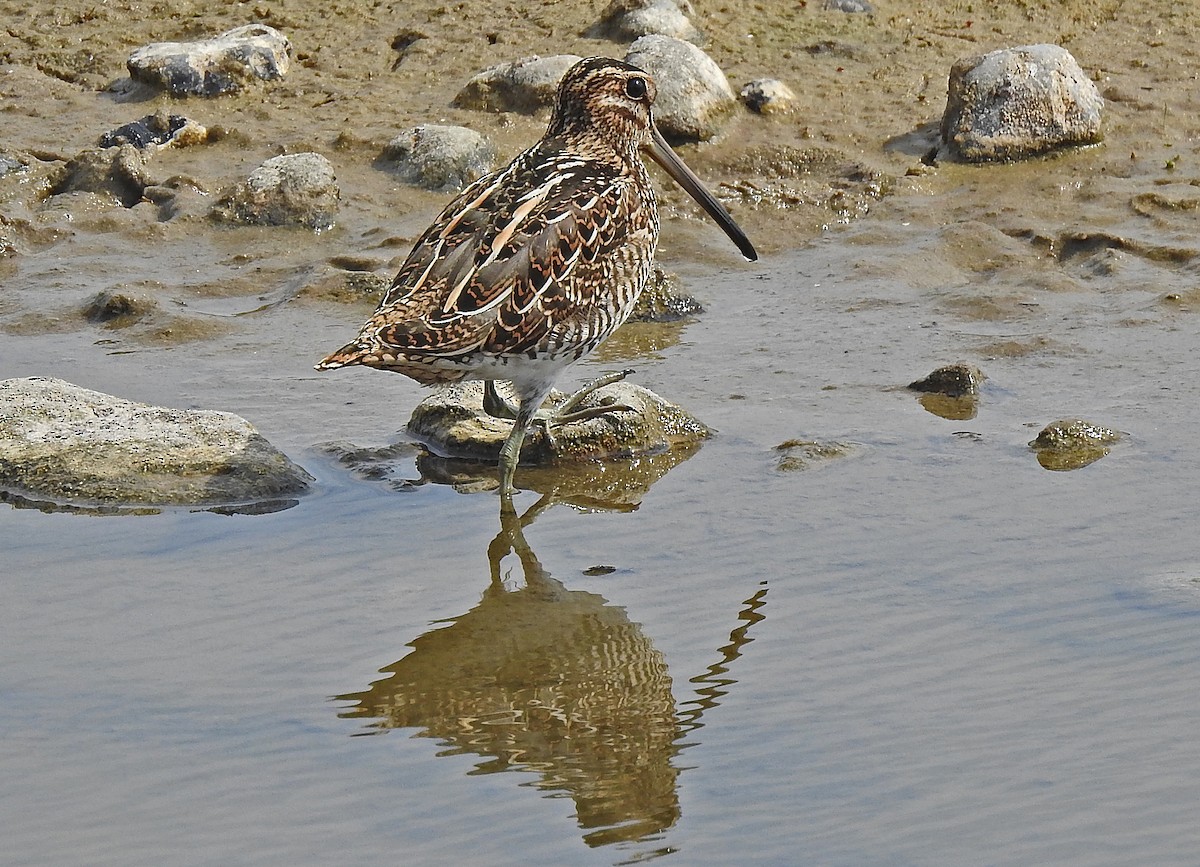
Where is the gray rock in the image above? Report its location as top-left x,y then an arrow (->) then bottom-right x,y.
589,0 -> 704,44
127,24 -> 291,97
382,124 -> 497,192
740,78 -> 797,115
624,36 -> 737,141
824,0 -> 873,12
0,377 -> 312,507
47,144 -> 151,208
941,44 -> 1103,162
407,379 -> 709,465
454,55 -> 583,114
210,152 -> 339,230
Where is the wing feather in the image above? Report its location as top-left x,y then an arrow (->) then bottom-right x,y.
360,143 -> 644,362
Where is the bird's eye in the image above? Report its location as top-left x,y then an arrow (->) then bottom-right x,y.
624,77 -> 647,100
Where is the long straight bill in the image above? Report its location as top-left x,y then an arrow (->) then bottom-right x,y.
645,124 -> 758,262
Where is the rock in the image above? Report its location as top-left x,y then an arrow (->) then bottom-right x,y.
908,362 -> 985,397
908,363 -> 986,420
47,144 -> 151,208
1029,417 -> 1122,471
454,55 -> 583,113
99,110 -> 209,150
126,24 -> 291,97
629,267 -> 704,322
319,436 -> 697,508
0,154 -> 24,177
82,289 -> 160,324
824,0 -> 873,12
381,124 -> 496,191
142,175 -> 211,221
210,152 -> 339,230
1030,418 -> 1121,450
624,36 -> 737,141
740,78 -> 797,115
588,0 -> 704,44
774,438 -> 854,472
0,377 -> 312,507
407,378 -> 709,465
941,44 -> 1103,162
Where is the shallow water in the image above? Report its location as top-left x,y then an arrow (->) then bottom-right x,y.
6,212 -> 1200,864
6,0 -> 1200,864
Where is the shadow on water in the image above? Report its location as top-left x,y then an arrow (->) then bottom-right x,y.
335,495 -> 768,853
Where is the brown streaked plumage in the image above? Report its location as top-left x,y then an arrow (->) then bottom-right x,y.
317,56 -> 756,506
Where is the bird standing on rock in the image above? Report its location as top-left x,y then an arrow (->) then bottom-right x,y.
316,56 -> 757,509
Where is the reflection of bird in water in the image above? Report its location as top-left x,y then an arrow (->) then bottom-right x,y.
336,496 -> 767,851
315,56 -> 756,507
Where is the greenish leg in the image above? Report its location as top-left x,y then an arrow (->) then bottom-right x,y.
483,380 -> 519,420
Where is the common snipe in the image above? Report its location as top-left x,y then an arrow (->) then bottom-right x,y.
317,56 -> 756,507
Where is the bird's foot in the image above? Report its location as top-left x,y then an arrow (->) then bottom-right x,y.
483,371 -> 635,428
530,368 -> 635,450
552,369 -> 635,420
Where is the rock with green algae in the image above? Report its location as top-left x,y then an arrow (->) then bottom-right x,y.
407,378 -> 709,466
1029,417 -> 1122,471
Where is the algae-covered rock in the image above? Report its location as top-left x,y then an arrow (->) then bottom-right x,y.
1029,417 -> 1122,471
908,362 -> 986,420
407,378 -> 708,465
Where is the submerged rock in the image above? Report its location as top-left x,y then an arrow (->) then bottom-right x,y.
908,364 -> 986,420
629,267 -> 704,322
454,55 -> 583,114
210,152 -> 339,230
1029,417 -> 1122,471
773,438 -> 854,472
0,377 -> 313,507
908,363 -> 985,397
126,24 -> 291,97
407,378 -> 709,466
82,288 -> 160,324
941,44 -> 1103,162
624,36 -> 737,141
588,0 -> 704,44
381,124 -> 496,191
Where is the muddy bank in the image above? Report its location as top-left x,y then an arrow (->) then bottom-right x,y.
1,0 -> 1198,419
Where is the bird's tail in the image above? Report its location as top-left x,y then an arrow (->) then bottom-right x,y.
314,342 -> 367,371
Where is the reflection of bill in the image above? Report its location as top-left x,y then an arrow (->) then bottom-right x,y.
336,495 -> 768,849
